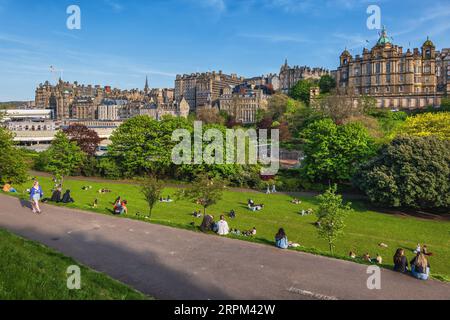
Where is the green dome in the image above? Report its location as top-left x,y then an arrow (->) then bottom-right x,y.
377,27 -> 392,46
423,37 -> 434,47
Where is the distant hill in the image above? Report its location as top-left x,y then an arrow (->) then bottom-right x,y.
0,101 -> 34,109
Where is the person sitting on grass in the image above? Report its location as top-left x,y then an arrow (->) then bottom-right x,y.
217,215 -> 230,236
229,210 -> 236,219
92,198 -> 98,209
200,214 -> 215,233
375,254 -> 383,265
113,196 -> 122,208
192,211 -> 202,218
159,196 -> 173,203
242,227 -> 257,237
50,187 -> 62,203
248,203 -> 264,212
362,253 -> 372,263
61,190 -> 75,204
275,228 -> 289,249
393,248 -> 409,273
410,253 -> 430,281
349,251 -> 357,259
248,199 -> 255,207
291,198 -> 301,205
114,200 -> 128,215
2,182 -> 17,193
231,229 -> 241,236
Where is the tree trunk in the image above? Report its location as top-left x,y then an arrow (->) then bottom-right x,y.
148,206 -> 153,219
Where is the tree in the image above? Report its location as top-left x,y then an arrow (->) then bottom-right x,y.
63,124 -> 102,156
301,119 -> 376,182
177,173 -> 225,215
402,112 -> 450,140
441,98 -> 450,111
140,175 -> 164,218
0,127 -> 28,185
289,79 -> 317,105
196,107 -> 225,125
108,116 -> 192,177
354,136 -> 450,210
41,132 -> 85,185
318,75 -> 336,94
316,185 -> 352,254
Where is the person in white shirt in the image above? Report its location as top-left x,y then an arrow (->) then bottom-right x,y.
217,215 -> 230,236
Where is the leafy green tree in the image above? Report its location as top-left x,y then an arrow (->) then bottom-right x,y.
0,127 -> 28,185
108,115 -> 192,177
354,136 -> 450,210
177,173 -> 225,215
316,185 -> 352,254
441,98 -> 450,111
41,132 -> 85,185
301,119 -> 376,182
140,175 -> 164,218
289,79 -> 317,105
318,75 -> 336,94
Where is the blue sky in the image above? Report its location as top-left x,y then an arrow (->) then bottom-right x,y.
1,0 -> 449,101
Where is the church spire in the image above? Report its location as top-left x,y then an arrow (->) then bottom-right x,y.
144,76 -> 149,93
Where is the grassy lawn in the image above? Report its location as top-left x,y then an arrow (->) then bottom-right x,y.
7,175 -> 450,282
0,228 -> 149,300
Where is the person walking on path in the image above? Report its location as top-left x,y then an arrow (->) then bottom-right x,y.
30,181 -> 44,214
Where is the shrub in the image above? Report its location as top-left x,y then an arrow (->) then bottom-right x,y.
354,136 -> 450,210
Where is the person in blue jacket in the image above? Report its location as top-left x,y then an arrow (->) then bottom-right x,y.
30,181 -> 44,214
275,228 -> 289,249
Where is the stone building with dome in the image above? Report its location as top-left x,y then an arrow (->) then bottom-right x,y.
335,27 -> 449,109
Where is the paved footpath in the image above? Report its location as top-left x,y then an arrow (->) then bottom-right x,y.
1,194 -> 449,300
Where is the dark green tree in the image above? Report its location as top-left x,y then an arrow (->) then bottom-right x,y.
354,136 -> 450,210
289,79 -> 317,105
0,127 -> 28,185
318,75 -> 336,94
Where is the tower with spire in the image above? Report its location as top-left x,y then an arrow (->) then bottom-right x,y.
144,76 -> 149,94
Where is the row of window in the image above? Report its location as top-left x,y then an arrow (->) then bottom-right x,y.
354,86 -> 434,94
350,62 -> 435,76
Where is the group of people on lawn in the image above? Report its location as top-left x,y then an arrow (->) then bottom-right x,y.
199,213 -> 257,237
393,246 -> 432,280
8,180 -> 76,214
6,180 -> 434,281
348,244 -> 432,281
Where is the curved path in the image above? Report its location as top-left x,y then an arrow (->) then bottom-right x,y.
0,194 -> 449,300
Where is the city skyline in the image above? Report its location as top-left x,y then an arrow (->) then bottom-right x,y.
1,0 -> 450,101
